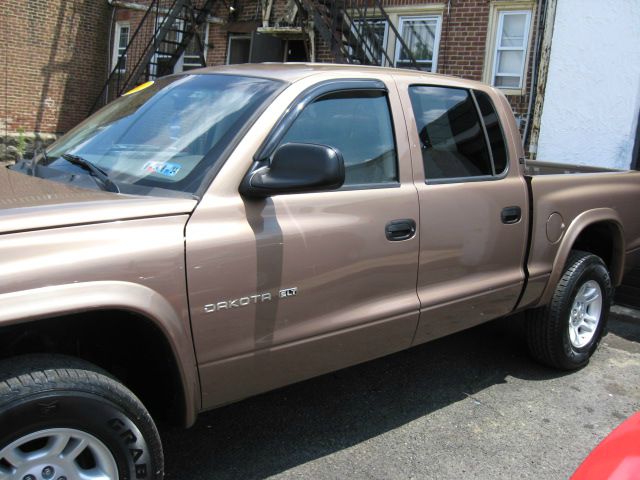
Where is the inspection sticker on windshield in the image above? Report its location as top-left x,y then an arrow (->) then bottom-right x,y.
143,161 -> 181,177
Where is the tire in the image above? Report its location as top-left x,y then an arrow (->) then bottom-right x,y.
0,354 -> 163,480
526,250 -> 613,370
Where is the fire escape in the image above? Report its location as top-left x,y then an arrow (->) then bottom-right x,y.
91,0 -> 419,112
91,0 -> 218,112
296,0 -> 420,68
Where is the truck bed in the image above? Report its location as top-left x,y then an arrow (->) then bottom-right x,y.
519,163 -> 640,309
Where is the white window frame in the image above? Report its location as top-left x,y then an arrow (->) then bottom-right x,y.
150,17 -> 185,78
344,5 -> 445,70
349,18 -> 389,66
182,23 -> 209,71
112,22 -> 130,74
487,8 -> 533,93
394,15 -> 442,73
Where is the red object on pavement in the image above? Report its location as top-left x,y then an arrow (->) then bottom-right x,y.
571,412 -> 640,480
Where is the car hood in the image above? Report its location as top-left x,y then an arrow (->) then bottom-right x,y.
0,167 -> 198,234
571,412 -> 640,479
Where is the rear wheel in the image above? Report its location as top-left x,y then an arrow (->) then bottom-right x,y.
0,355 -> 163,480
526,250 -> 612,370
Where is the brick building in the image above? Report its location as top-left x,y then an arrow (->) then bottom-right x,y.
2,0 -> 542,161
1,0 -> 111,160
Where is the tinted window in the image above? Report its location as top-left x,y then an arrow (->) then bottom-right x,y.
474,90 -> 508,174
280,91 -> 397,186
409,86 -> 492,180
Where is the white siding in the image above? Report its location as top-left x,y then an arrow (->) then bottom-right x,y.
536,0 -> 640,169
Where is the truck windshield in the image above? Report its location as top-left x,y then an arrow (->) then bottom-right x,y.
42,74 -> 283,196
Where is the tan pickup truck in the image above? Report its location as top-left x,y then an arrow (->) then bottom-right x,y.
1,64 -> 639,479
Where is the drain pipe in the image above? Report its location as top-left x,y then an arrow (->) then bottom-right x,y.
105,0 -> 117,104
526,0 -> 558,160
521,0 -> 546,153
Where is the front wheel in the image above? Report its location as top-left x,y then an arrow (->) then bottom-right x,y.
526,250 -> 613,370
0,355 -> 163,480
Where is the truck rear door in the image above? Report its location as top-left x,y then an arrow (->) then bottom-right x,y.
394,76 -> 529,343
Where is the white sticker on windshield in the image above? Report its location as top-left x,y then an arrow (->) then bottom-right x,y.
143,161 -> 181,178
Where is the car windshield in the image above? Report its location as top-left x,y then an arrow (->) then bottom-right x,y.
42,74 -> 283,196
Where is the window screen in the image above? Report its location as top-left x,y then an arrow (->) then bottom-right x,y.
474,90 -> 508,174
279,91 -> 398,186
408,86 -> 492,180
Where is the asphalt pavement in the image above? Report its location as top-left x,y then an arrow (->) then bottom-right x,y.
161,305 -> 640,480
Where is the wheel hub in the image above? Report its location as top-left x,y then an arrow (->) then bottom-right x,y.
568,280 -> 603,348
0,428 -> 118,480
16,464 -> 67,480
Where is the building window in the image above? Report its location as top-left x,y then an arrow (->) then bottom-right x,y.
344,5 -> 444,70
350,18 -> 389,66
183,24 -> 209,71
112,22 -> 130,74
490,10 -> 532,90
395,15 -> 442,72
152,17 -> 184,78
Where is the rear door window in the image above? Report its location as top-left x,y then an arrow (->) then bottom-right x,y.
474,90 -> 508,174
279,91 -> 398,187
408,86 -> 494,181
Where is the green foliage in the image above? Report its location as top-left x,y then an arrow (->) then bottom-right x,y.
16,128 -> 26,156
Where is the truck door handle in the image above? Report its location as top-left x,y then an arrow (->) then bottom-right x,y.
385,219 -> 416,241
501,206 -> 522,224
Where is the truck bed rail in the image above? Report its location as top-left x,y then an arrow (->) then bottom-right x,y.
524,160 -> 623,176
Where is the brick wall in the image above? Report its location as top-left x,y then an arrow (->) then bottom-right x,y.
3,0 -> 539,141
438,0 -> 490,80
313,0 -> 539,125
2,0 -> 110,137
204,0 -> 540,126
437,0 -> 540,124
206,23 -> 230,66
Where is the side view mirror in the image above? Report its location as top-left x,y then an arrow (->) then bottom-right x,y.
240,143 -> 345,198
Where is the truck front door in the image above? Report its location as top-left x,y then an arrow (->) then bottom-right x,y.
186,76 -> 421,409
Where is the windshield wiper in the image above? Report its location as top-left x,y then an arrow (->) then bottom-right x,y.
60,154 -> 120,193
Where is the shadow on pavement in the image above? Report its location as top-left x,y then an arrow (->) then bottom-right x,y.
161,316 -> 576,479
608,312 -> 640,343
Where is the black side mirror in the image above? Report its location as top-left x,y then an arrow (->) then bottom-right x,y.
240,143 -> 345,198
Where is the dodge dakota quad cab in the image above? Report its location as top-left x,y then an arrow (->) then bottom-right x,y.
1,64 -> 639,480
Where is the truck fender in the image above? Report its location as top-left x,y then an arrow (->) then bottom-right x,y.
0,280 -> 200,426
537,208 -> 625,307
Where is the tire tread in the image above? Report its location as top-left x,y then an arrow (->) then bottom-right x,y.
526,250 -> 610,370
0,354 -> 164,478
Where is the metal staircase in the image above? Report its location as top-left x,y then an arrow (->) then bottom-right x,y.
90,0 -> 419,113
91,0 -> 217,113
296,0 -> 419,68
